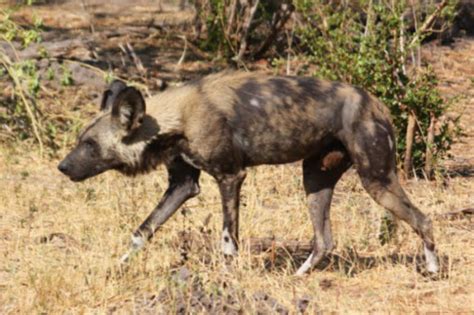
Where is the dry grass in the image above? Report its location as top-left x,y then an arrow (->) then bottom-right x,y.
0,144 -> 473,313
1,2 -> 473,312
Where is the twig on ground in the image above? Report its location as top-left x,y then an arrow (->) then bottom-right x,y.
56,58 -> 150,96
438,208 -> 474,220
183,38 -> 210,60
247,237 -> 312,254
176,35 -> 188,67
125,41 -> 146,76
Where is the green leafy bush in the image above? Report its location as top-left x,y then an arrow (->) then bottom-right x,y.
291,0 -> 459,177
0,7 -> 78,154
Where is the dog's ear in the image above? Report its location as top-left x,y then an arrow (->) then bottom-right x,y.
111,86 -> 146,131
100,80 -> 127,111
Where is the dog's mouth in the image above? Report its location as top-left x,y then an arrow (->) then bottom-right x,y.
68,174 -> 89,182
60,167 -> 99,182
66,163 -> 114,182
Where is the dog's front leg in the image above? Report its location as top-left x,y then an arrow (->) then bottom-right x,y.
120,157 -> 200,263
215,170 -> 247,256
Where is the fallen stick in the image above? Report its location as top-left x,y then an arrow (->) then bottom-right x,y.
245,237 -> 312,254
438,208 -> 474,220
125,41 -> 146,76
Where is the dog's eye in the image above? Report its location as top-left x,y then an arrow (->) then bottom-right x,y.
83,139 -> 97,152
84,139 -> 94,147
83,139 -> 100,158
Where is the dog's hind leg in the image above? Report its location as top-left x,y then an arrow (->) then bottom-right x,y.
216,170 -> 247,256
359,172 -> 438,273
349,118 -> 439,273
296,148 -> 351,275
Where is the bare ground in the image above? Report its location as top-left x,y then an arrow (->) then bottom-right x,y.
424,39 -> 474,176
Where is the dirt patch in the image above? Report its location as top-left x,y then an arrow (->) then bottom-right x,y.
423,38 -> 474,176
6,0 -> 212,87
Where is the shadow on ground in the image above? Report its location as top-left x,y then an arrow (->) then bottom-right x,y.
260,246 -> 452,279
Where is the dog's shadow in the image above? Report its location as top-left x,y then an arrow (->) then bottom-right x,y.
254,245 -> 451,279
172,232 -> 452,279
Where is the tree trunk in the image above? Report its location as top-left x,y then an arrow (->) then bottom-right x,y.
403,112 -> 416,178
424,114 -> 436,179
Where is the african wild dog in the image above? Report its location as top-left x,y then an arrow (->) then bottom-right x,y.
58,72 -> 439,275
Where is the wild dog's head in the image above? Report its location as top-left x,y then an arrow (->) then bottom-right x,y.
58,80 -> 152,181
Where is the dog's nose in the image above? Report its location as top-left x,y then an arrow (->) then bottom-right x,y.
58,160 -> 69,174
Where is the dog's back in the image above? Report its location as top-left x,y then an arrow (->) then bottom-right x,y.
147,72 -> 392,168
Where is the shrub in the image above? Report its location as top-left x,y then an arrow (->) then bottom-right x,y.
0,8 -> 45,152
290,0 -> 460,178
0,7 -> 80,155
193,0 -> 294,61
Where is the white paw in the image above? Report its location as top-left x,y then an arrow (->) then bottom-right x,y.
221,228 -> 238,256
424,245 -> 439,273
131,234 -> 145,250
119,234 -> 146,264
295,253 -> 314,276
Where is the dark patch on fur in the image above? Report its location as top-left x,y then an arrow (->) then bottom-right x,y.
355,118 -> 396,186
178,129 -> 244,176
302,141 -> 352,192
353,87 -> 371,111
119,134 -> 184,176
58,139 -> 121,181
166,155 -> 201,195
229,77 -> 347,166
295,77 -> 342,106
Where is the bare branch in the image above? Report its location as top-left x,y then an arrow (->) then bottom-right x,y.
226,0 -> 238,35
409,0 -> 448,47
424,114 -> 436,179
403,112 -> 416,178
254,2 -> 294,59
176,35 -> 188,68
235,0 -> 260,62
123,41 -> 146,76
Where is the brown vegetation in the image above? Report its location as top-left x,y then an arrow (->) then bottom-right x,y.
0,1 -> 473,313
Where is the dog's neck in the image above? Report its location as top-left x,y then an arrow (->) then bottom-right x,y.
145,85 -> 195,135
117,132 -> 183,177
